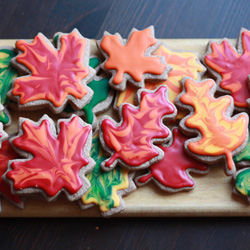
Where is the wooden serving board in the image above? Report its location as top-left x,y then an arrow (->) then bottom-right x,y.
1,38 -> 249,217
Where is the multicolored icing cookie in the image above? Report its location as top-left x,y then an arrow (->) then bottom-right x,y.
175,77 -> 249,176
0,138 -> 23,210
0,46 -> 19,125
97,26 -> 171,91
3,115 -> 95,202
99,85 -> 177,172
135,128 -> 208,192
80,132 -> 136,217
115,43 -> 205,119
8,29 -> 95,113
62,56 -> 114,131
204,28 -> 250,110
233,167 -> 250,203
0,104 -> 8,146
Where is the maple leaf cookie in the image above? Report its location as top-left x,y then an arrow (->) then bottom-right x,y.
97,26 -> 171,91
9,29 -> 95,113
99,85 -> 177,172
204,28 -> 250,111
3,115 -> 95,202
175,77 -> 249,176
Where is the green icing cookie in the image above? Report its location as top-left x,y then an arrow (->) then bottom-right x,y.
235,168 -> 250,198
234,125 -> 250,165
0,48 -> 19,124
81,133 -> 134,216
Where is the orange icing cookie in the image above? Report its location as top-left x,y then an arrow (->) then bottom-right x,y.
175,78 -> 249,176
97,26 -> 171,91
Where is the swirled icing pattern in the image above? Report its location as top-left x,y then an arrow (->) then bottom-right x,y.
137,128 -> 208,190
180,79 -> 248,172
13,32 -> 89,107
0,49 -> 19,124
117,45 -> 204,119
204,30 -> 250,108
234,125 -> 250,163
100,28 -> 166,85
81,133 -> 129,213
7,116 -> 91,197
235,168 -> 250,197
0,140 -> 22,205
64,57 -> 110,124
101,86 -> 175,169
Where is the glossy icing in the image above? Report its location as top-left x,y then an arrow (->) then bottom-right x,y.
234,125 -> 250,163
180,78 -> 248,172
100,28 -> 166,85
7,116 -> 91,197
235,168 -> 250,197
0,140 -> 22,204
101,86 -> 176,169
137,128 -> 208,190
81,133 -> 129,212
117,45 -> 204,119
205,30 -> 250,108
13,32 -> 89,107
63,57 -> 110,124
0,48 -> 19,124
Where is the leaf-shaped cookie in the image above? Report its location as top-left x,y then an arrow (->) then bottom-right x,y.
62,57 -> 113,131
97,26 -> 171,91
175,78 -> 249,176
204,28 -> 250,109
99,85 -> 177,171
116,44 -> 205,119
9,29 -> 94,113
233,168 -> 250,203
0,47 -> 19,125
4,115 -> 95,201
136,128 -> 208,192
0,139 -> 23,210
80,133 -> 136,217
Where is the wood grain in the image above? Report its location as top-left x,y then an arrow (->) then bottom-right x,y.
1,38 -> 248,217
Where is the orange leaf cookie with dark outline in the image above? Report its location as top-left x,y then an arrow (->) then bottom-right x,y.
97,26 -> 171,91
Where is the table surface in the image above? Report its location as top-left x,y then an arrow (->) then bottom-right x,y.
1,0 -> 250,249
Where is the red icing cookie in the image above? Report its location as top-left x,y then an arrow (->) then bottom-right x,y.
97,26 -> 171,91
9,29 -> 95,113
4,115 -> 95,202
135,128 -> 208,192
0,139 -> 23,210
204,28 -> 250,110
99,85 -> 177,171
